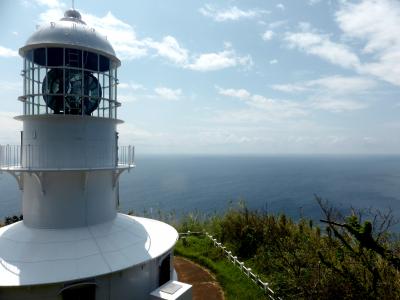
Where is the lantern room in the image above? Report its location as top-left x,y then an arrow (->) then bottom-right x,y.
18,9 -> 120,118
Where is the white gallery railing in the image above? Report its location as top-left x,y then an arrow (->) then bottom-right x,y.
0,144 -> 134,170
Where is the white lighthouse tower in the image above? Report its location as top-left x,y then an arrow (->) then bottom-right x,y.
0,7 -> 191,300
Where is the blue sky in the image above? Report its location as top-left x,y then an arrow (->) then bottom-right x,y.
0,0 -> 399,154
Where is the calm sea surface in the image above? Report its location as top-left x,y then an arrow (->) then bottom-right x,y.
1,155 -> 400,227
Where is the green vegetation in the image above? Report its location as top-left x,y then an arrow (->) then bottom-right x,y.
4,214 -> 23,225
5,198 -> 400,299
173,198 -> 400,300
175,235 -> 267,300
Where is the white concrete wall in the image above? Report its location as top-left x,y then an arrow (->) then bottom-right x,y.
0,252 -> 174,300
23,170 -> 117,228
19,115 -> 120,228
21,115 -> 118,169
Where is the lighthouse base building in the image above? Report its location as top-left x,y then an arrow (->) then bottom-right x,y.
0,214 -> 181,300
0,7 -> 191,300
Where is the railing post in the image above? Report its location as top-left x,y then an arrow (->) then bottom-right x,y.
232,256 -> 238,265
28,144 -> 31,169
7,145 -> 10,168
0,145 -> 3,167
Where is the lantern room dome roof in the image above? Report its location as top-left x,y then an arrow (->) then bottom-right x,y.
19,9 -> 120,66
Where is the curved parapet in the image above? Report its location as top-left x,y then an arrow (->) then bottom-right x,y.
0,214 -> 178,286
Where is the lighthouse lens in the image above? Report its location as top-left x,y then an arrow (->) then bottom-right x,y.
42,69 -> 102,115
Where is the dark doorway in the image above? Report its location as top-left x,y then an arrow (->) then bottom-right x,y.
159,255 -> 171,286
61,282 -> 96,300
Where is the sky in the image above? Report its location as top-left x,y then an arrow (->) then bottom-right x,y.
0,0 -> 399,155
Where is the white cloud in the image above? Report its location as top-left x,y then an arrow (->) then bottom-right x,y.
199,4 -> 268,22
268,20 -> 288,29
216,87 -> 307,121
34,1 -> 148,60
310,98 -> 367,112
0,112 -> 21,144
0,46 -> 18,58
154,87 -> 182,101
117,82 -> 145,103
273,75 -> 378,94
117,94 -> 137,104
217,87 -> 251,99
34,0 -> 64,23
118,82 -> 145,91
33,2 -> 253,71
284,27 -> 360,69
307,76 -> 377,93
262,30 -> 274,41
219,79 -> 371,116
38,7 -> 64,23
284,1 -> 400,87
276,4 -> 285,10
34,0 -> 62,8
145,37 -> 252,72
187,49 -> 252,72
308,0 -> 322,5
336,0 -> 400,86
83,12 -> 148,60
118,123 -> 158,145
269,59 -> 278,64
272,75 -> 373,113
272,84 -> 309,93
145,36 -> 189,65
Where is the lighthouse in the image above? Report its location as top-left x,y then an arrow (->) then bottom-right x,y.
0,7 -> 191,300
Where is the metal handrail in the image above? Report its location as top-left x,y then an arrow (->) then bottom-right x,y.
0,144 -> 134,170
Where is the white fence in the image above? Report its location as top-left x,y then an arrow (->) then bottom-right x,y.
179,231 -> 281,300
0,145 -> 21,169
0,144 -> 134,170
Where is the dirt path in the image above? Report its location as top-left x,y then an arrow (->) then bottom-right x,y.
174,256 -> 224,300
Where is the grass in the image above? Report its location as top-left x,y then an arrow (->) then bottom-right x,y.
174,235 -> 267,300
172,200 -> 400,299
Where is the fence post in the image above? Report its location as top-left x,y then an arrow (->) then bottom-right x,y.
232,256 -> 238,265
243,266 -> 251,277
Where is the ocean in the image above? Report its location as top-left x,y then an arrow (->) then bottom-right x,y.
1,154 -> 400,228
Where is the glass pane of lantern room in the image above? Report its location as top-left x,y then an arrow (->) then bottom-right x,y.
83,51 -> 98,71
65,49 -> 82,68
33,48 -> 46,66
99,55 -> 109,72
47,48 -> 64,67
